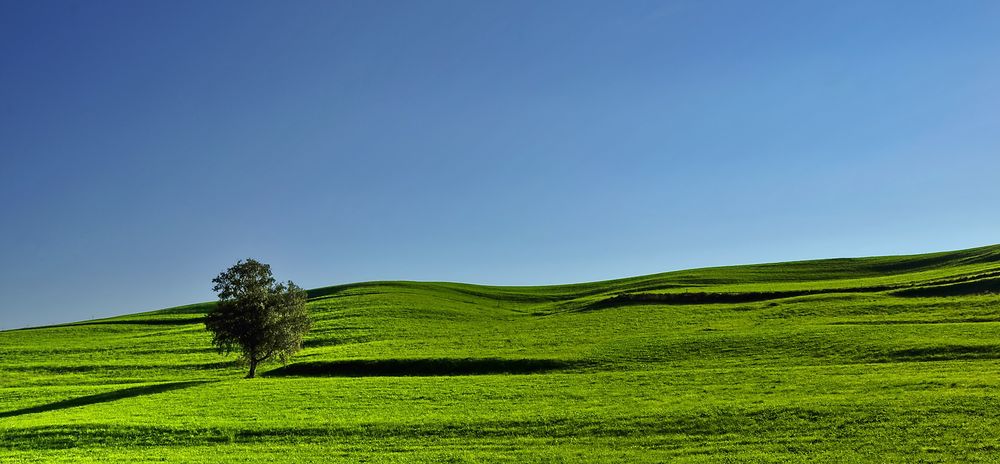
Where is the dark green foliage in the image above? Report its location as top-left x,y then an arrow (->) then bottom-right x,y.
205,259 -> 311,378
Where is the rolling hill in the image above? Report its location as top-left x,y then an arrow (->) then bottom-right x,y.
3,245 -> 1000,462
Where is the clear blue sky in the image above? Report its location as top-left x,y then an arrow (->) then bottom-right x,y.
2,0 -> 999,329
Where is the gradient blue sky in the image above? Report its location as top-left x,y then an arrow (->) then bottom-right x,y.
2,0 -> 999,329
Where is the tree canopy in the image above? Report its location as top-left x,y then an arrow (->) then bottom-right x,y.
205,259 -> 311,378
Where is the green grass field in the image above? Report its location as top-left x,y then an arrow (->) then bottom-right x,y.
3,245 -> 1000,462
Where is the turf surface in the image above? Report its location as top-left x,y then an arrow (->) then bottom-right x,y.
3,245 -> 1000,462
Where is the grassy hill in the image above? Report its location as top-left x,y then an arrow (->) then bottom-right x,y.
3,245 -> 1000,462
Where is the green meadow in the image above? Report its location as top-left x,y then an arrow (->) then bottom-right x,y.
3,245 -> 1000,462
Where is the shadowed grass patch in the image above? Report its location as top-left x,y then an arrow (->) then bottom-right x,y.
582,288 -> 894,310
0,381 -> 210,419
872,345 -> 1000,363
893,278 -> 1000,298
263,358 -> 580,377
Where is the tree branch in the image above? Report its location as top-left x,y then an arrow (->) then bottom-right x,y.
255,349 -> 275,364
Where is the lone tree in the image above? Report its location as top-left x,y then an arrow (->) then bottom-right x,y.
205,258 -> 311,378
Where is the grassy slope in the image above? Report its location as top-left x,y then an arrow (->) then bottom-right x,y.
2,245 -> 1000,462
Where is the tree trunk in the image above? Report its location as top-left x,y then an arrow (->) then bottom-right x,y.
246,359 -> 258,379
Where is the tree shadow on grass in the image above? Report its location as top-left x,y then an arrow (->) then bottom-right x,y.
0,381 -> 210,419
263,358 -> 579,377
